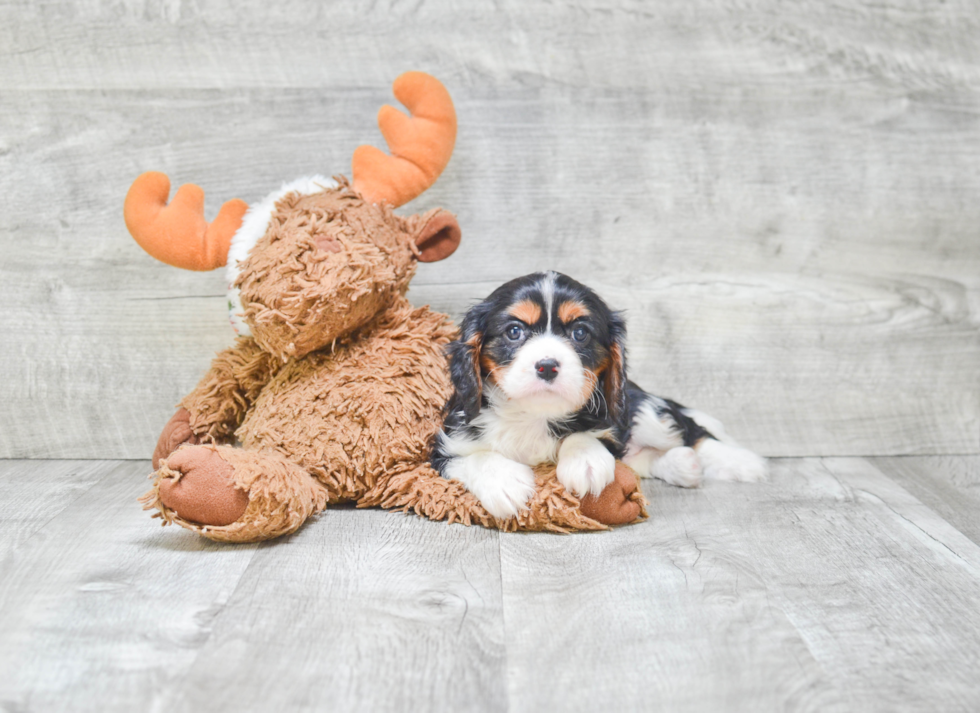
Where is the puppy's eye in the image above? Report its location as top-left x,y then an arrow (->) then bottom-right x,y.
505,324 -> 525,341
571,326 -> 589,343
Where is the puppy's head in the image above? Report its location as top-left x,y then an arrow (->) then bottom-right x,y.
449,271 -> 627,423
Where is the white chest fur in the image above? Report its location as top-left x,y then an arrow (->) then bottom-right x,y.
473,407 -> 559,466
440,398 -> 562,467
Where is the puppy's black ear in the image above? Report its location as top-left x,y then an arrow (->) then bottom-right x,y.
447,301 -> 491,423
602,311 -> 628,426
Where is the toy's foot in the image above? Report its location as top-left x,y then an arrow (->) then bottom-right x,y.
158,446 -> 249,526
579,462 -> 642,525
152,408 -> 202,470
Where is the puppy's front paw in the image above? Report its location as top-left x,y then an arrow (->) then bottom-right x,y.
446,452 -> 536,520
474,455 -> 537,519
557,433 -> 616,497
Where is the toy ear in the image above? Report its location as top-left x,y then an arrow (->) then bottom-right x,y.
447,301 -> 490,422
602,312 -> 628,426
414,209 -> 461,263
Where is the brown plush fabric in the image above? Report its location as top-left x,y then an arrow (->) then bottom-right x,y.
141,445 -> 330,542
178,336 -> 280,443
579,462 -> 645,526
412,209 -> 461,263
152,407 -> 200,470
236,180 -> 418,361
141,179 -> 648,543
157,445 -> 248,526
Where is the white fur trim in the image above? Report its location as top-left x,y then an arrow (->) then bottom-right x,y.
225,175 -> 338,336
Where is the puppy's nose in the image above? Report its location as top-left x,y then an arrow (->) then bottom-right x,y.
535,358 -> 560,382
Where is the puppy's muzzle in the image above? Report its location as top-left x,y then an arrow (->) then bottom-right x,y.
535,358 -> 560,382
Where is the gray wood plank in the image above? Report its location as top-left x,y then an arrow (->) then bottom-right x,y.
700,457 -> 980,712
498,482 -> 845,712
871,455 -> 980,549
0,460 -> 260,712
0,460 -> 105,559
154,507 -> 507,713
4,456 -> 980,711
3,1 -> 978,91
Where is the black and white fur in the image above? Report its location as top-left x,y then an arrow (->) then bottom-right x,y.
430,271 -> 766,519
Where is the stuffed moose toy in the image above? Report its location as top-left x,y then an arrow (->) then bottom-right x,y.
124,72 -> 646,542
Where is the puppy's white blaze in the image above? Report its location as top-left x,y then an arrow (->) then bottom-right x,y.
625,400 -> 684,456
557,432 -> 616,497
443,451 -> 536,519
498,333 -> 586,414
649,446 -> 704,488
540,270 -> 558,332
696,439 -> 768,482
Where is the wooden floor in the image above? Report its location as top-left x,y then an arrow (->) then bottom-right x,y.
1,456 -> 978,712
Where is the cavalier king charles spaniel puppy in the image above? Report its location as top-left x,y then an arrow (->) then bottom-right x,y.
430,271 -> 767,519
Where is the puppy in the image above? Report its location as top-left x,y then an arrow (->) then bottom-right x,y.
430,271 -> 767,519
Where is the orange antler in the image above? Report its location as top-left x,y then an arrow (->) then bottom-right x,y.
123,172 -> 248,271
351,71 -> 457,208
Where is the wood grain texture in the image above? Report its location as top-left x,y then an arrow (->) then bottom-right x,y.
3,457 -> 980,711
0,460 -> 261,712
701,457 -> 980,712
0,460 -> 506,713
872,455 -> 980,548
0,460 -> 105,560
498,487 -> 845,712
1,0 -> 979,458
154,507 -> 507,713
3,1 -> 978,91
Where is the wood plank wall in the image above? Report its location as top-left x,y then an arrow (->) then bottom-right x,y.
1,0 -> 978,459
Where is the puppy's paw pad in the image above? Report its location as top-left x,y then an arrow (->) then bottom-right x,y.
651,447 -> 703,488
558,435 -> 616,497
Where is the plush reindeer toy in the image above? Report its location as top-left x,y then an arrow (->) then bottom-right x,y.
125,72 -> 645,542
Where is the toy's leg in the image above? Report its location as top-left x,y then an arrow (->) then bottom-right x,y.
140,444 -> 330,543
362,461 -> 645,532
578,462 -> 645,525
152,408 -> 201,470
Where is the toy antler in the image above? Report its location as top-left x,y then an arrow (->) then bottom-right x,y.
352,71 -> 457,208
123,172 -> 248,271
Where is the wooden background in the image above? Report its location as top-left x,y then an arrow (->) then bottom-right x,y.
2,0 -> 978,460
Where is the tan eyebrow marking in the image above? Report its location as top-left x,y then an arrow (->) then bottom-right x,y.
558,300 -> 590,324
509,299 -> 542,325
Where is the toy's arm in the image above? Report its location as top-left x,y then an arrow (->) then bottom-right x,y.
152,337 -> 280,468
180,336 -> 281,440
